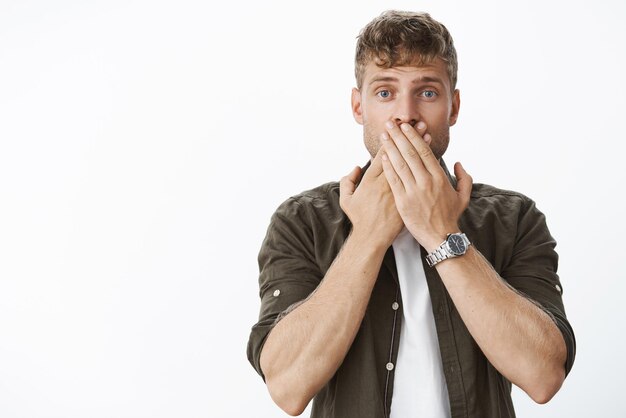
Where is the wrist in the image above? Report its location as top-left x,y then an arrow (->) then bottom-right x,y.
420,227 -> 462,253
348,228 -> 390,257
423,235 -> 446,254
425,231 -> 471,268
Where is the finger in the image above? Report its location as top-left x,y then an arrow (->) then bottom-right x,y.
381,150 -> 406,194
340,166 -> 361,198
454,162 -> 473,208
362,145 -> 385,179
398,122 -> 440,174
416,121 -> 427,138
385,122 -> 427,180
381,126 -> 418,187
387,122 -> 430,184
417,122 -> 432,147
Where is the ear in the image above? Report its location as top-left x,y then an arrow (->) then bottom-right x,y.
448,89 -> 461,126
351,87 -> 364,125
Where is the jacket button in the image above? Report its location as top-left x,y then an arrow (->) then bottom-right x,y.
386,362 -> 394,371
392,302 -> 399,310
273,289 -> 281,297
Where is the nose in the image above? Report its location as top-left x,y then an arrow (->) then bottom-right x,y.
393,94 -> 419,127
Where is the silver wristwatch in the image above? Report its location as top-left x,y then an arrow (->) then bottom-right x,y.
425,232 -> 471,267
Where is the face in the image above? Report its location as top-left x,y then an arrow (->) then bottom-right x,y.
351,57 -> 460,160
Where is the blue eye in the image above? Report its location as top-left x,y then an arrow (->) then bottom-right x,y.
377,90 -> 391,98
422,90 -> 437,98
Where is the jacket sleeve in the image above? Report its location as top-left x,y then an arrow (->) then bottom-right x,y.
246,196 -> 323,381
500,197 -> 576,377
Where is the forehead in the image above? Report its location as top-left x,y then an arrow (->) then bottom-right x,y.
362,57 -> 450,88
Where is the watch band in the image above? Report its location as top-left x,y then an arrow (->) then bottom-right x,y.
425,246 -> 452,267
425,233 -> 471,267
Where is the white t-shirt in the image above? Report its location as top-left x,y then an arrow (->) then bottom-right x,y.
389,226 -> 451,418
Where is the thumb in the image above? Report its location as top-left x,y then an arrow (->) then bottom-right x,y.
454,162 -> 473,205
367,146 -> 384,177
340,166 -> 361,198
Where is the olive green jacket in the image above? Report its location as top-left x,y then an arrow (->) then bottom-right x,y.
247,159 -> 575,418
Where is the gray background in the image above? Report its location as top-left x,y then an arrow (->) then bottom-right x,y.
1,0 -> 624,416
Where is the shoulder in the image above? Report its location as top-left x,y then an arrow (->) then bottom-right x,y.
462,182 -> 554,272
471,182 -> 531,201
275,181 -> 341,214
290,181 -> 340,204
267,181 -> 349,265
469,182 -> 536,212
463,182 -> 545,236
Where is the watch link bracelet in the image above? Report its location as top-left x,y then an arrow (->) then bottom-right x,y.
425,232 -> 471,267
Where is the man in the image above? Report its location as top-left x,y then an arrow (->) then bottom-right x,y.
247,10 -> 575,418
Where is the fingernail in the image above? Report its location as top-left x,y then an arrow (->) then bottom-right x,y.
401,123 -> 410,132
382,152 -> 388,161
417,121 -> 426,130
385,120 -> 395,129
381,132 -> 389,141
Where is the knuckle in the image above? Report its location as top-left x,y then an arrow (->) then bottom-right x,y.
419,147 -> 433,159
420,178 -> 433,190
433,174 -> 446,186
390,174 -> 402,185
396,159 -> 409,172
406,146 -> 419,160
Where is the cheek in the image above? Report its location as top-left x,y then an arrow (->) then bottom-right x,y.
422,105 -> 451,128
363,99 -> 392,118
362,113 -> 384,134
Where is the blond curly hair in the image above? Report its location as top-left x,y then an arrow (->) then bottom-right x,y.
354,10 -> 458,91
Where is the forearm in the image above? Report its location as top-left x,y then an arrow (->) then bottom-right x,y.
260,230 -> 387,415
435,246 -> 567,403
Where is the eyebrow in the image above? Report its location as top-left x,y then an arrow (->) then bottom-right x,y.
368,75 -> 444,87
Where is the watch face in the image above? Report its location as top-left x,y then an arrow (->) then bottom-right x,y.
447,234 -> 467,255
